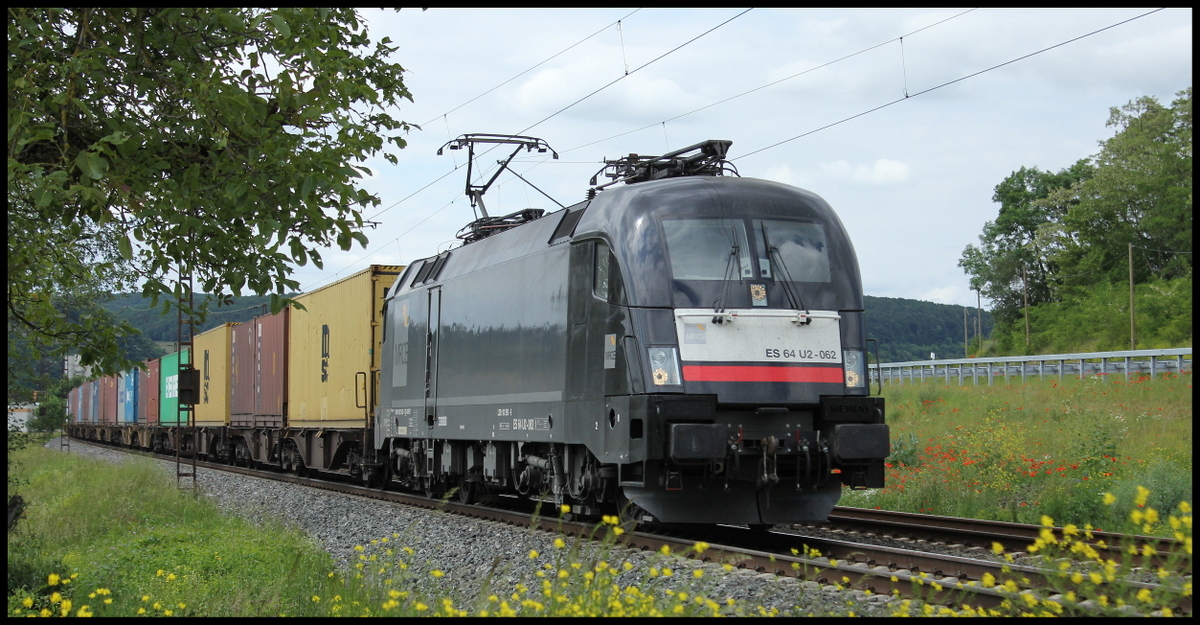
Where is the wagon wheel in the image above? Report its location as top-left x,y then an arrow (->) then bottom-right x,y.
364,462 -> 390,489
292,450 -> 309,478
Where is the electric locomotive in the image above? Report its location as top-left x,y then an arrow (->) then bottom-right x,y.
374,137 -> 888,525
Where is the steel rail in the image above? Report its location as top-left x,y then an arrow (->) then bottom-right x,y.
825,506 -> 1187,573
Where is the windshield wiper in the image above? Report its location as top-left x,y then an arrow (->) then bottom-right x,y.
712,240 -> 741,319
760,222 -> 807,312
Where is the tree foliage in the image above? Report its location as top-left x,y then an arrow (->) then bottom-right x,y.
8,8 -> 414,385
1055,89 -> 1193,292
960,88 -> 1192,353
957,160 -> 1094,324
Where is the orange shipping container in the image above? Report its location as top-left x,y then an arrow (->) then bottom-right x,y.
194,323 -> 239,426
288,265 -> 402,428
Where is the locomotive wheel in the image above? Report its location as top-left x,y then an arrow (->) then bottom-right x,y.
456,476 -> 478,505
422,477 -> 444,499
616,491 -> 646,533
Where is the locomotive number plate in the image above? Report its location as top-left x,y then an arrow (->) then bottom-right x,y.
675,309 -> 842,364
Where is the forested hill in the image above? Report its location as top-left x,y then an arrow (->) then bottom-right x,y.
863,295 -> 993,363
102,292 -> 987,365
100,293 -> 295,344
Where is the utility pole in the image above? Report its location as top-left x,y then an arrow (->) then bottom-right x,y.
976,290 -> 982,353
1022,265 -> 1030,348
963,306 -> 968,358
1129,242 -> 1135,350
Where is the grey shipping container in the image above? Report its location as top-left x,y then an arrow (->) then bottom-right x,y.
230,321 -> 256,426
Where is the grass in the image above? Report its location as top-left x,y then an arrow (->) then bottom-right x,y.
5,446 -> 857,617
6,447 -> 334,617
840,369 -> 1193,533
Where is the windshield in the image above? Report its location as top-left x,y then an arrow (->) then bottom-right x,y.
662,217 -> 829,283
662,218 -> 752,280
755,219 -> 829,283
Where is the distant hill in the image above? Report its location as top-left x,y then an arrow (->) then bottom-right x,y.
864,295 -> 993,363
99,293 -> 296,343
101,292 -> 989,364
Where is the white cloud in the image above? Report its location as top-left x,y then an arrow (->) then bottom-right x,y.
760,164 -> 805,187
819,158 -> 910,184
918,286 -> 962,305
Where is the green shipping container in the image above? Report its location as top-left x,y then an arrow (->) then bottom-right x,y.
159,349 -> 192,426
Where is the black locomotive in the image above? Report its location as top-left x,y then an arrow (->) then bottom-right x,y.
374,137 -> 888,525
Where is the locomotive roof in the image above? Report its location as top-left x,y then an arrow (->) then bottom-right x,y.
391,176 -> 862,310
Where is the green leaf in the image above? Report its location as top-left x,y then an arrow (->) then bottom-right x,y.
118,235 -> 132,260
289,238 -> 306,265
272,13 -> 291,39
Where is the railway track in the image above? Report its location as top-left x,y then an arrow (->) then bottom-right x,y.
66,437 -> 1191,616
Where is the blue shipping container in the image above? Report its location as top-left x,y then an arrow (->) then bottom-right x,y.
119,369 -> 139,423
89,379 -> 99,423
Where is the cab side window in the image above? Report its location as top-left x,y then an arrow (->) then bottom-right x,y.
593,241 -> 610,301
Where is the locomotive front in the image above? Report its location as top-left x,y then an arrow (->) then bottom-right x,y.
577,174 -> 889,524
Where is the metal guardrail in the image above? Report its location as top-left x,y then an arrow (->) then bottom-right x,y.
870,348 -> 1192,386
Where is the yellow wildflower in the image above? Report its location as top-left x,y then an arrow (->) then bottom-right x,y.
48,574 -> 61,586
1134,486 -> 1151,508
1102,492 -> 1117,506
529,549 -> 539,559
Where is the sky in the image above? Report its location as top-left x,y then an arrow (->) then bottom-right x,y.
289,8 -> 1191,310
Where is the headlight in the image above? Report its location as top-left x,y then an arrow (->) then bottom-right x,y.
647,347 -> 682,386
843,349 -> 866,389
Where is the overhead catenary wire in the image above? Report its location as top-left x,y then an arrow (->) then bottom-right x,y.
734,8 -> 1166,162
560,8 -> 976,155
417,9 -> 641,129
513,8 -> 753,137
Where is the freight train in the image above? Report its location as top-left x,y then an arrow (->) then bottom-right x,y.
67,138 -> 888,527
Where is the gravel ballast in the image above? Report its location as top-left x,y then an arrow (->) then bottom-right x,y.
49,438 -> 901,616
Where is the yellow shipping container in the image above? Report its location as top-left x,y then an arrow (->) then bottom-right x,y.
195,322 -> 239,426
288,265 -> 403,428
